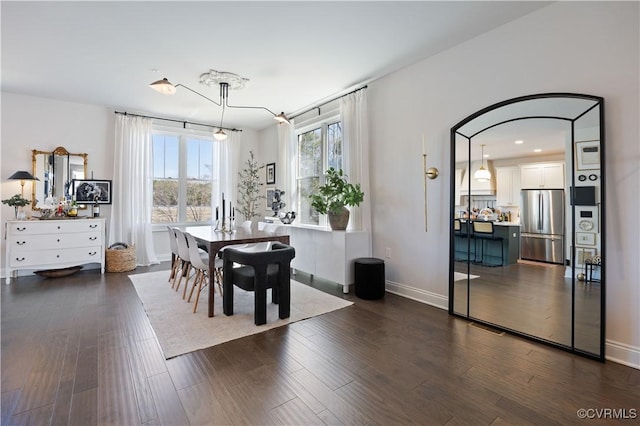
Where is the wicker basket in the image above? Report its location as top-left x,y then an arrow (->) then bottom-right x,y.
106,244 -> 137,272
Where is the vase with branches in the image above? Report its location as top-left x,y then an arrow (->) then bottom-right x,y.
236,150 -> 265,223
2,194 -> 30,219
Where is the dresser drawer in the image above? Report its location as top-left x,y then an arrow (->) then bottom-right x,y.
8,220 -> 103,235
9,232 -> 103,251
9,246 -> 103,267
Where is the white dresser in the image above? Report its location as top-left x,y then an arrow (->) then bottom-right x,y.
5,218 -> 106,283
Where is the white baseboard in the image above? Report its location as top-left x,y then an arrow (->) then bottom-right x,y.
385,280 -> 448,310
385,280 -> 639,370
606,339 -> 640,369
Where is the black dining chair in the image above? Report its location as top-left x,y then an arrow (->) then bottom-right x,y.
222,242 -> 296,325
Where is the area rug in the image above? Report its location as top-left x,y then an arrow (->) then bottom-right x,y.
454,272 -> 480,281
129,270 -> 353,359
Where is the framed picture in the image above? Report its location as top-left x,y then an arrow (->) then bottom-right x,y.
265,188 -> 276,210
575,140 -> 600,171
576,232 -> 595,246
72,179 -> 112,204
266,162 -> 276,185
576,247 -> 596,266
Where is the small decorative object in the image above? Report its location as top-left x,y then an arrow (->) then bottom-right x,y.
310,168 -> 364,230
279,211 -> 296,224
577,273 -> 586,281
36,197 -> 57,219
2,194 -> 30,219
236,150 -> 265,223
266,162 -> 276,185
93,200 -> 100,217
270,188 -> 286,216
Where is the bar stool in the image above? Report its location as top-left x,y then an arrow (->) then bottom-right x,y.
472,221 -> 504,266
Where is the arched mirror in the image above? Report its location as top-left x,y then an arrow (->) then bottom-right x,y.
32,146 -> 88,209
449,93 -> 605,361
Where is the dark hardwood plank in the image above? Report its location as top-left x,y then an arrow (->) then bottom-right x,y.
68,388 -> 97,426
147,372 -> 190,426
2,264 -> 639,426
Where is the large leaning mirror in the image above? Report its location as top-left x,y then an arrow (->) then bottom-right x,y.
32,146 -> 88,209
449,93 -> 605,361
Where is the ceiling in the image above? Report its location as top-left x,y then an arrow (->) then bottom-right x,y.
1,1 -> 550,131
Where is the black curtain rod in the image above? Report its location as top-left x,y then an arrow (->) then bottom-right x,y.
114,111 -> 242,132
289,85 -> 368,121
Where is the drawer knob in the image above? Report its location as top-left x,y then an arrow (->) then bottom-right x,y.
89,251 -> 97,256
16,241 -> 26,245
57,255 -> 60,258
57,239 -> 60,242
89,224 -> 98,229
89,236 -> 97,241
57,226 -> 61,230
15,257 -> 25,262
16,227 -> 26,231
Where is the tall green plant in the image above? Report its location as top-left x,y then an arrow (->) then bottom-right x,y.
236,150 -> 265,220
310,168 -> 364,214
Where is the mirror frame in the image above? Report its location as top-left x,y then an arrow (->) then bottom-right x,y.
449,93 -> 605,362
32,146 -> 88,210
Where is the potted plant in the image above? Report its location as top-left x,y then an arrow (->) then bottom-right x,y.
310,167 -> 364,230
2,194 -> 30,219
236,150 -> 265,227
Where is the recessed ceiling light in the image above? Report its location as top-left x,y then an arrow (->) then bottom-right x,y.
515,140 -> 524,144
534,148 -> 542,153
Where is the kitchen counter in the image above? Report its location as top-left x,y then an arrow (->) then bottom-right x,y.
454,220 -> 521,265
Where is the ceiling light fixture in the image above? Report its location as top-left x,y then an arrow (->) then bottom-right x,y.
149,70 -> 291,133
473,144 -> 491,182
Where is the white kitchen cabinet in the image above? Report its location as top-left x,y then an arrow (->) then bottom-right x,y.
520,162 -> 564,189
496,166 -> 521,206
5,218 -> 106,283
288,226 -> 370,293
454,168 -> 463,205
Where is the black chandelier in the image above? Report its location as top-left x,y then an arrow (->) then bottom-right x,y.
150,70 -> 290,140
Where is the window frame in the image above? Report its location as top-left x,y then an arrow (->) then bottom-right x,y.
294,110 -> 343,227
151,124 -> 218,229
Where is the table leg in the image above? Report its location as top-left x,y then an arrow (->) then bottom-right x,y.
208,244 -> 215,317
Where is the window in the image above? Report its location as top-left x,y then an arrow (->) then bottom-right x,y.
296,119 -> 342,225
152,128 -> 219,224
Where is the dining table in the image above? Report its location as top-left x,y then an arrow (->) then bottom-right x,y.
184,225 -> 290,317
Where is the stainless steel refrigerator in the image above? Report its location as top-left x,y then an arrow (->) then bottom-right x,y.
520,189 -> 565,264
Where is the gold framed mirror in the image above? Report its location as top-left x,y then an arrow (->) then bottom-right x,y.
32,146 -> 88,209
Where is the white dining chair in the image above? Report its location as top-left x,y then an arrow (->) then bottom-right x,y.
167,226 -> 181,285
185,232 -> 223,313
173,228 -> 196,298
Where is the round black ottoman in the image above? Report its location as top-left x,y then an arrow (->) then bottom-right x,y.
354,257 -> 385,300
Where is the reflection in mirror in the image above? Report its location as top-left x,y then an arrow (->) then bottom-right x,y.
449,94 -> 605,361
32,146 -> 88,209
573,105 -> 603,356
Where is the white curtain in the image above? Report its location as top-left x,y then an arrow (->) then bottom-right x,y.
110,115 -> 159,265
277,121 -> 296,206
219,130 -> 241,215
340,90 -> 371,231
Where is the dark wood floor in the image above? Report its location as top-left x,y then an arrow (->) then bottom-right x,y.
453,259 -> 602,354
2,264 -> 638,425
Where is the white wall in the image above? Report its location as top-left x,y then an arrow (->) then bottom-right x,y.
2,2 -> 637,367
257,2 -> 639,367
366,2 -> 639,366
0,93 -> 260,265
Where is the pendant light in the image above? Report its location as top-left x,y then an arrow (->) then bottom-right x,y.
474,144 -> 491,182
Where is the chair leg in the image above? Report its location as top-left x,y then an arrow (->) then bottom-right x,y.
194,271 -> 209,314
187,270 -> 201,303
182,264 -> 193,300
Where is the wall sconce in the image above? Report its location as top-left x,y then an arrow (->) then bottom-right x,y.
422,137 -> 439,232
